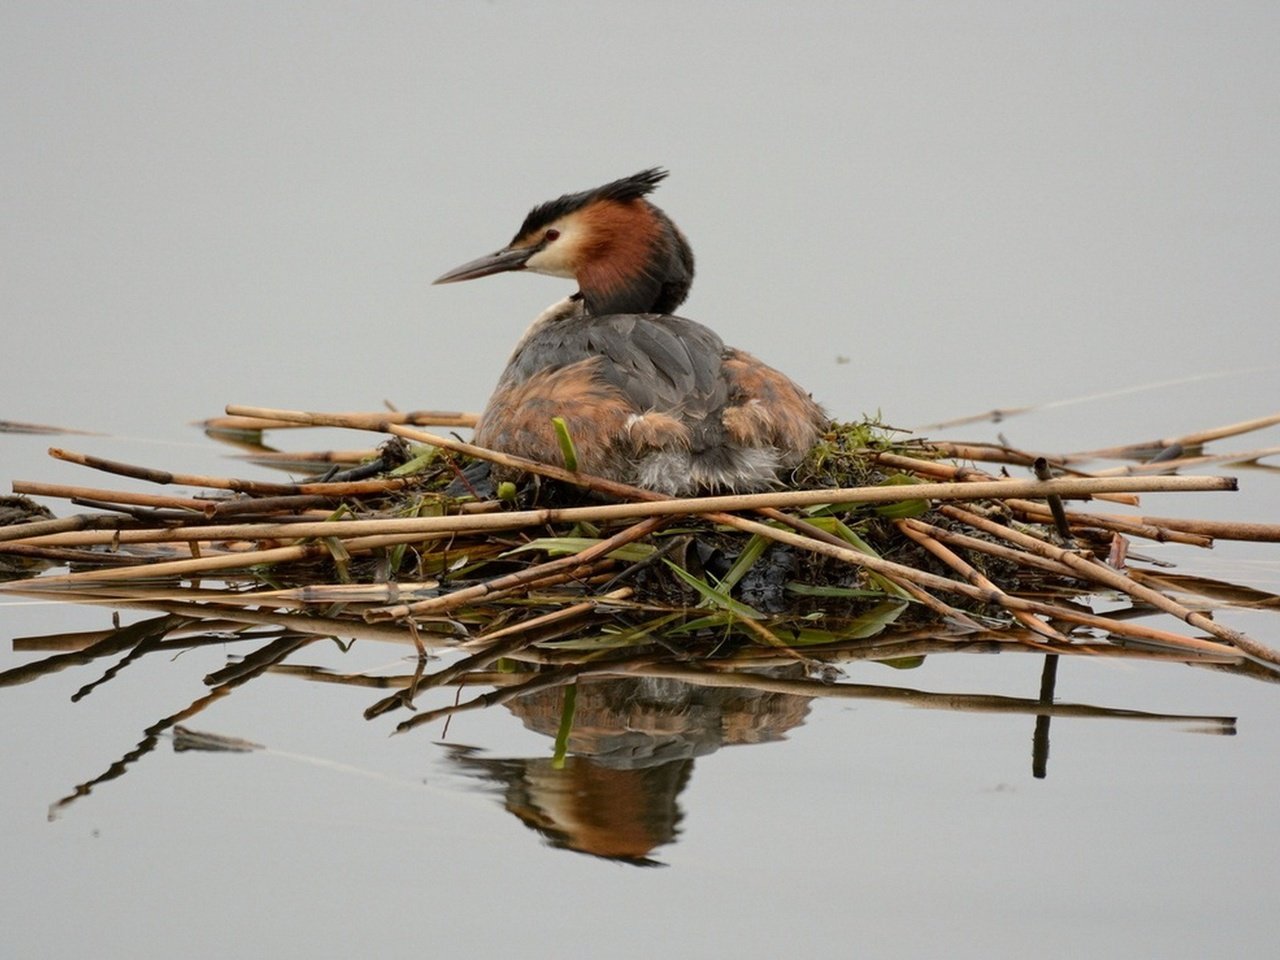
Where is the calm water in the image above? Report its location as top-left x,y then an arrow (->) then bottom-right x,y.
4,497 -> 1279,959
4,4 -> 1279,958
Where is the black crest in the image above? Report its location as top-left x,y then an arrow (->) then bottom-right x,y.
513,168 -> 669,242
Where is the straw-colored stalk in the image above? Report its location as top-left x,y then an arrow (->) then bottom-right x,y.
711,512 -> 1245,660
896,519 -> 1068,643
367,516 -> 666,619
12,481 -> 211,512
940,505 -> 1280,665
1095,513 -> 1280,544
1068,412 -> 1280,461
1005,499 -> 1213,547
3,474 -> 1238,553
199,409 -> 479,432
1090,445 -> 1280,476
45,447 -> 418,496
603,662 -> 1236,725
364,587 -> 633,718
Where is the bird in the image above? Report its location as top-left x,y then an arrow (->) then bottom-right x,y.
433,168 -> 827,495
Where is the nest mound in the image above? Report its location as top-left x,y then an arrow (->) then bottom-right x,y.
3,405 -> 1280,732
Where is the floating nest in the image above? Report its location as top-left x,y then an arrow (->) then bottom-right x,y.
3,404 -> 1280,736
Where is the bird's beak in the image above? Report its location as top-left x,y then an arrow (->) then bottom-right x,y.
433,245 -> 536,285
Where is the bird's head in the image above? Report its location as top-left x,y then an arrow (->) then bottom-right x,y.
434,168 -> 694,315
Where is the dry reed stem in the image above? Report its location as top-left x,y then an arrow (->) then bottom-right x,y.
0,419 -> 99,436
200,409 -> 479,432
715,635 -> 1237,666
235,449 -> 378,466
0,543 -> 149,566
18,543 -> 326,585
366,517 -> 666,620
895,519 -> 1078,579
896,519 -> 1068,642
2,474 -> 1234,554
246,582 -> 440,603
208,495 -> 341,518
940,505 -> 1280,665
1099,514 -> 1280,543
1068,412 -> 1280,461
1005,499 -> 1214,547
364,587 -> 635,718
873,451 -> 994,481
0,513 -> 133,543
414,566 -> 621,618
44,447 -> 417,496
412,653 -> 1235,728
873,449 -> 1139,504
365,605 -> 597,717
10,580 -> 438,616
929,413 -> 1280,468
734,614 -> 829,667
0,512 -> 543,548
752,506 -> 987,630
1090,446 -> 1280,476
245,570 -> 614,610
914,407 -> 1039,432
12,525 -> 517,587
12,481 -> 209,513
2,588 -> 426,648
717,512 -> 1243,659
457,587 -> 633,650
228,405 -> 1231,506
605,662 -> 1236,724
928,441 -> 1069,467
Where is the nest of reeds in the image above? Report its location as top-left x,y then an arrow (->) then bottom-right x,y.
8,403 -> 1279,836
5,403 -> 1280,731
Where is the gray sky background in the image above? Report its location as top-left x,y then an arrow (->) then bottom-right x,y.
4,2 -> 1276,451
3,5 -> 1278,958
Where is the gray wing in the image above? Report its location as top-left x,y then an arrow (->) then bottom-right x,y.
500,313 -> 730,416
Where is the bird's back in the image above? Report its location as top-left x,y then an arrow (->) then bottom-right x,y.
499,310 -> 728,419
476,309 -> 824,494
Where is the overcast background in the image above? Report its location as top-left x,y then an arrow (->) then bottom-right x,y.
4,2 -> 1277,446
3,4 -> 1278,959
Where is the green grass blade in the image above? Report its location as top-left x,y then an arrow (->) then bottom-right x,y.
664,560 -> 765,620
503,537 -> 656,563
718,534 -> 769,593
551,416 -> 578,471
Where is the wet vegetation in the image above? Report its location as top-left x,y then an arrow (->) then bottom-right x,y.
3,405 -> 1279,854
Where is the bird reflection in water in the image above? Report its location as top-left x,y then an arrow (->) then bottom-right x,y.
5,614 -> 1242,844
445,673 -> 812,864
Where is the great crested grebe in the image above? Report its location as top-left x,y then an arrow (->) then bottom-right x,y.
434,168 -> 827,495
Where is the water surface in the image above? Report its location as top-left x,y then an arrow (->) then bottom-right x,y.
3,4 -> 1278,958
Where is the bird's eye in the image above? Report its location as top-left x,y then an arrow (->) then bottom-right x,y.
544,229 -> 560,242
